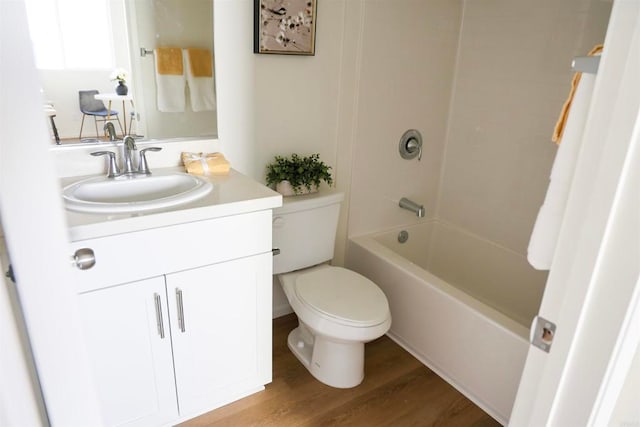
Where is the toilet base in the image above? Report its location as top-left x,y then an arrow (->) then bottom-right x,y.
287,323 -> 365,389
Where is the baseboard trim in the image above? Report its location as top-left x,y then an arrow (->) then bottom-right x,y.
273,303 -> 293,319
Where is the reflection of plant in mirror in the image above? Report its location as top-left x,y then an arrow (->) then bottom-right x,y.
110,68 -> 129,84
265,153 -> 332,194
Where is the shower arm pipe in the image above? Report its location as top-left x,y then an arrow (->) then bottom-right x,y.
399,197 -> 425,218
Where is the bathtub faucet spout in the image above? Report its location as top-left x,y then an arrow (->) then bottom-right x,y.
399,197 -> 425,218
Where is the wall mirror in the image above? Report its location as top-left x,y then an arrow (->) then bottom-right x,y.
25,0 -> 217,147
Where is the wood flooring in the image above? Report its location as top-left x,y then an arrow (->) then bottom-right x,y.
181,314 -> 502,427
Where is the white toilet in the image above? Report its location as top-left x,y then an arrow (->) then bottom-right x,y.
273,190 -> 391,388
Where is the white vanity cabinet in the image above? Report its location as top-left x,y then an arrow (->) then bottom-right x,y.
73,209 -> 275,426
166,253 -> 271,415
79,277 -> 178,427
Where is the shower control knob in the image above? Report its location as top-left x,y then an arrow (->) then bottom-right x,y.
406,138 -> 419,152
399,129 -> 423,161
73,248 -> 96,270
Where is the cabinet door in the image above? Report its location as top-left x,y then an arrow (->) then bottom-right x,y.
78,277 -> 178,427
166,253 -> 272,416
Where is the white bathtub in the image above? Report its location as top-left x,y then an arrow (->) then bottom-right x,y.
346,220 -> 547,425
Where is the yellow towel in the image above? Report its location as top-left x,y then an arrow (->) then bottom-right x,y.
155,47 -> 184,75
186,48 -> 213,78
182,152 -> 230,176
552,44 -> 603,144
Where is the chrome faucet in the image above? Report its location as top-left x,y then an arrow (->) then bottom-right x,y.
399,197 -> 425,218
122,135 -> 137,174
91,136 -> 162,178
103,122 -> 117,142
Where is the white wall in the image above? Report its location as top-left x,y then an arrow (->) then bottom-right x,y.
214,0 -> 257,178
251,0 -> 359,313
252,0 -> 371,267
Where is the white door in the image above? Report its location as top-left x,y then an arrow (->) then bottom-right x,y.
0,1 -> 102,424
166,253 -> 270,416
510,3 -> 640,425
79,277 -> 178,427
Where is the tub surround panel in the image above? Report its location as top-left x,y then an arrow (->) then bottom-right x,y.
437,0 -> 612,254
348,0 -> 463,236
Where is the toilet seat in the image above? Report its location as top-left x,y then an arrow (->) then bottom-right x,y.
294,267 -> 389,328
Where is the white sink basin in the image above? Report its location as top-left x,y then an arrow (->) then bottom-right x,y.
63,172 -> 213,214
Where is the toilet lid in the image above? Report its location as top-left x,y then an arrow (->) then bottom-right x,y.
294,267 -> 389,327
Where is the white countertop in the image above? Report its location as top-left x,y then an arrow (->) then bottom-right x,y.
64,167 -> 282,242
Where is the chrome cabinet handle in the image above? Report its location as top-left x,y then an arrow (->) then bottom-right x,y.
154,293 -> 165,339
176,288 -> 185,333
73,248 -> 96,270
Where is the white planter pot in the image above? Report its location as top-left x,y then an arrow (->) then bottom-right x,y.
276,180 -> 319,197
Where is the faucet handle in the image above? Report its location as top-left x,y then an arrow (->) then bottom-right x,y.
91,151 -> 120,178
138,147 -> 163,175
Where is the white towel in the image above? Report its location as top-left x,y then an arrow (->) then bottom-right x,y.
184,48 -> 216,112
527,73 -> 596,270
154,48 -> 186,113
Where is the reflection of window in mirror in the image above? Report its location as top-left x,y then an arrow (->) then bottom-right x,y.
25,0 -> 132,144
24,0 -> 218,145
25,0 -> 116,70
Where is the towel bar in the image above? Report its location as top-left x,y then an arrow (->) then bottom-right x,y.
571,56 -> 600,74
140,47 -> 154,57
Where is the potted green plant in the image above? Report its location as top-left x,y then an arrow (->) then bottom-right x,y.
265,153 -> 333,196
110,67 -> 129,95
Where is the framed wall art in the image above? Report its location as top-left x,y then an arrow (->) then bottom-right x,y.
254,0 -> 317,55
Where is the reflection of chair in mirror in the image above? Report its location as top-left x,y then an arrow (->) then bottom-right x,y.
78,90 -> 123,140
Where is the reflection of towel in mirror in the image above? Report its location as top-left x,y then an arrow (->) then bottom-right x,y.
184,48 -> 216,112
154,47 -> 185,112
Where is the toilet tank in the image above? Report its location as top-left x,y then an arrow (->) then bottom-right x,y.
272,190 -> 345,275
